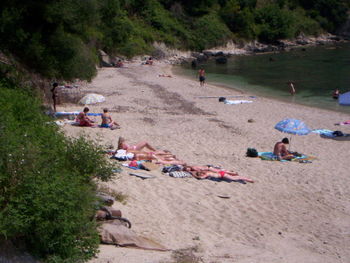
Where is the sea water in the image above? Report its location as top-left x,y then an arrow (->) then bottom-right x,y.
175,42 -> 350,114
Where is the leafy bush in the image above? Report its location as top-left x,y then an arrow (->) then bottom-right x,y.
0,81 -> 116,262
191,13 -> 232,50
255,4 -> 295,42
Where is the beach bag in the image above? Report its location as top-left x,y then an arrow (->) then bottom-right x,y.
246,148 -> 258,157
333,130 -> 344,137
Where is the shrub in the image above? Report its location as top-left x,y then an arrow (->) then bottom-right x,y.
0,81 -> 116,262
255,4 -> 295,43
191,13 -> 232,50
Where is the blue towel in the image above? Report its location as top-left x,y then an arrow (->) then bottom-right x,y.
55,112 -> 102,117
311,129 -> 335,137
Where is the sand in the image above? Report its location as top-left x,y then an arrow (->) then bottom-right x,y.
59,61 -> 350,263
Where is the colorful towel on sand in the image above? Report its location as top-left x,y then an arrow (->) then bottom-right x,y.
258,152 -> 315,162
55,111 -> 102,117
312,129 -> 350,140
335,120 -> 350,125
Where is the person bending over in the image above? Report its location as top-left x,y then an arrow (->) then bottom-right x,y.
117,137 -> 157,152
273,138 -> 294,160
76,107 -> 96,127
101,108 -> 120,130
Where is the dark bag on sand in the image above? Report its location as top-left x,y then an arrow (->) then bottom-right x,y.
333,130 -> 344,137
246,148 -> 258,157
162,165 -> 183,173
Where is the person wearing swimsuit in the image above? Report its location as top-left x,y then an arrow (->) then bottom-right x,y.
51,82 -> 59,112
192,170 -> 254,183
198,68 -> 205,86
117,137 -> 157,152
101,108 -> 120,129
76,107 -> 96,127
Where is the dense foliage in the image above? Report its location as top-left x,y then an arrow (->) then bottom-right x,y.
0,0 -> 348,80
0,66 -> 115,262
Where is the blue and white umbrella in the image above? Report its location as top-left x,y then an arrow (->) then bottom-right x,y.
79,93 -> 105,105
275,118 -> 311,150
275,118 -> 311,135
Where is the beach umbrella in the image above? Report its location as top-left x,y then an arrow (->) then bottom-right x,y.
274,118 -> 311,149
339,91 -> 350,106
79,93 -> 105,105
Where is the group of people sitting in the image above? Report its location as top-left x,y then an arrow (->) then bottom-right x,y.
76,107 -> 120,130
115,137 -> 254,183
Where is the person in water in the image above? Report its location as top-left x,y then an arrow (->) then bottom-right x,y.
288,82 -> 296,95
332,88 -> 340,99
101,108 -> 120,129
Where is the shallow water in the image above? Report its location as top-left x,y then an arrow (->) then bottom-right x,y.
175,42 -> 350,114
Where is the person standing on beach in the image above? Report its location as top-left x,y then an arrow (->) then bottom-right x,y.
198,68 -> 205,86
288,81 -> 296,95
51,82 -> 58,112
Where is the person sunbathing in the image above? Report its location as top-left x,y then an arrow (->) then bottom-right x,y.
183,165 -> 238,176
101,108 -> 120,129
117,137 -> 157,152
76,107 -> 96,127
131,151 -> 177,161
273,138 -> 294,160
154,158 -> 187,166
192,170 -> 254,183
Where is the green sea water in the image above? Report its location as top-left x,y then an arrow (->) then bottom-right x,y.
175,42 -> 350,114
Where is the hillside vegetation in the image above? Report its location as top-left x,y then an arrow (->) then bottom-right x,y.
0,65 -> 115,262
1,0 -> 349,81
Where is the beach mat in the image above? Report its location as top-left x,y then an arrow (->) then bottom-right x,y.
312,129 -> 350,141
258,152 -> 316,162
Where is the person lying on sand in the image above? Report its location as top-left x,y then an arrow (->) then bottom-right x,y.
128,150 -> 185,165
76,107 -> 96,127
129,151 -> 177,161
101,108 -> 120,130
192,170 -> 254,183
273,138 -> 294,160
183,165 -> 238,176
154,159 -> 187,166
117,137 -> 157,152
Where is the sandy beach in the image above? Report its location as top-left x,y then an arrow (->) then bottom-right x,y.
59,61 -> 350,263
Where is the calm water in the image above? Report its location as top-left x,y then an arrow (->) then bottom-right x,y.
176,42 -> 350,113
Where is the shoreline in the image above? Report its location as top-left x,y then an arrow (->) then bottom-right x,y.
59,61 -> 350,263
171,64 -> 350,117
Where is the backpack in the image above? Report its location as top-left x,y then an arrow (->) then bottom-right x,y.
333,130 -> 344,137
246,148 -> 258,157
